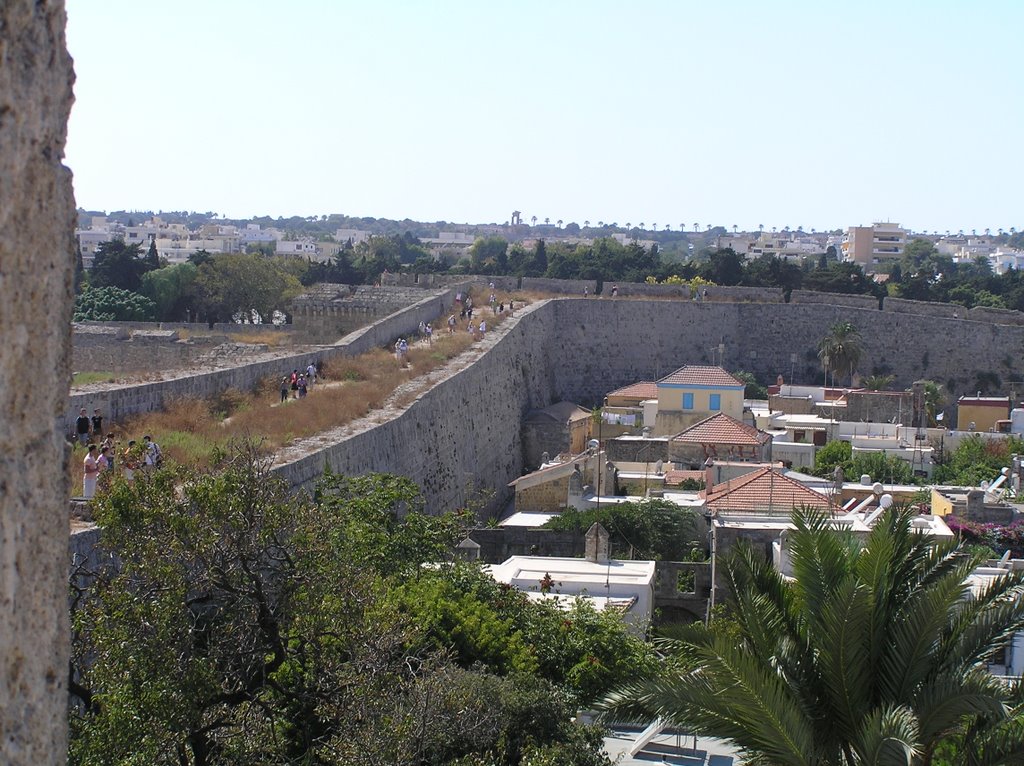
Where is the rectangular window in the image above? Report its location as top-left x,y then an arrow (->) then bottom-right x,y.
710,394 -> 721,411
682,393 -> 694,410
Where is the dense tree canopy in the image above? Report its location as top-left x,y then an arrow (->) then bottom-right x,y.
70,447 -> 643,764
73,285 -> 156,322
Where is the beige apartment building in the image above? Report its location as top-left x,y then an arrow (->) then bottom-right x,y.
841,222 -> 907,269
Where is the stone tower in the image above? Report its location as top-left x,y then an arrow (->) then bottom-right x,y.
0,1 -> 77,763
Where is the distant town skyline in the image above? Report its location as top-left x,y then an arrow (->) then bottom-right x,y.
65,1 -> 1022,235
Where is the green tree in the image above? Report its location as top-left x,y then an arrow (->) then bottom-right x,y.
545,499 -> 703,561
73,285 -> 157,321
140,262 -> 198,321
193,253 -> 302,323
732,370 -> 769,399
818,320 -> 864,386
469,236 -> 509,273
813,439 -> 853,479
146,237 -> 160,269
602,506 -> 1024,765
89,239 -> 154,292
69,450 -> 616,765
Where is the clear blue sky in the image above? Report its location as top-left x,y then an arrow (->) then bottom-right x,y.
65,1 -> 1022,233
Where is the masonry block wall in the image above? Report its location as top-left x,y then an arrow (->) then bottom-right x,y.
1,2 -> 76,762
290,285 -> 447,342
515,477 -> 572,513
68,289 -> 457,429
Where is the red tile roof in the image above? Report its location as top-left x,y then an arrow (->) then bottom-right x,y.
702,467 -> 831,513
658,365 -> 743,388
671,413 -> 770,447
606,381 -> 658,400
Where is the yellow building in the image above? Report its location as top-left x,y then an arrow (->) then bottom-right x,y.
654,365 -> 745,436
956,396 -> 1010,432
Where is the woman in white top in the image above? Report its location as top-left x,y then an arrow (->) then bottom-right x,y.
83,445 -> 100,499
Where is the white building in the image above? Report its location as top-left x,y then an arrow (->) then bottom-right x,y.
486,523 -> 656,634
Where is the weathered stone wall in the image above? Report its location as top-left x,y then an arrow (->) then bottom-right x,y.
290,284 -> 445,342
1,2 -> 75,761
67,288 -> 458,429
520,277 -> 597,295
884,297 -> 962,319
968,306 -> 1024,326
515,477 -> 572,513
75,320 -> 298,335
534,299 -> 1024,404
72,326 -> 239,372
270,303 -> 556,515
790,290 -> 881,310
466,526 -> 586,563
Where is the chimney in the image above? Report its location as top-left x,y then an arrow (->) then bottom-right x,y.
585,522 -> 610,564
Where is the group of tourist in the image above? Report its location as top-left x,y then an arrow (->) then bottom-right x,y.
280,362 -> 319,402
75,406 -> 167,498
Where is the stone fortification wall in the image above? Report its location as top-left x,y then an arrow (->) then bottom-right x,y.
72,326 -> 251,372
67,289 -> 457,430
884,297 -> 963,319
703,285 -> 785,303
271,302 -> 557,515
520,277 -> 597,295
75,320 -> 297,335
1,2 -> 76,762
535,299 -> 1024,405
968,306 -> 1024,326
790,290 -> 881,310
291,283 -> 445,342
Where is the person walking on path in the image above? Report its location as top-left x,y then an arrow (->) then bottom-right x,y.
280,376 -> 289,403
83,445 -> 100,499
91,408 -> 103,438
297,374 -> 308,398
122,440 -> 141,481
97,445 -> 111,473
143,435 -> 162,469
306,362 -> 317,387
425,323 -> 433,345
75,408 -> 91,446
448,314 -> 456,334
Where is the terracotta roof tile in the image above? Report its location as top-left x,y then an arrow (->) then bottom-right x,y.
702,467 -> 831,514
658,365 -> 743,388
606,381 -> 658,400
671,413 -> 770,447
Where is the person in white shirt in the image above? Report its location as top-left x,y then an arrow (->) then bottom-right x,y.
143,435 -> 162,469
83,445 -> 100,499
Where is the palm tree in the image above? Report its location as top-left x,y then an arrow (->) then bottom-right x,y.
544,217 -> 550,226
556,219 -> 563,229
639,222 -> 645,231
732,225 -> 738,234
694,222 -> 699,232
597,221 -> 604,228
818,321 -> 863,387
530,216 -> 537,227
626,222 -> 632,230
602,506 -> 1024,766
583,220 -> 590,229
